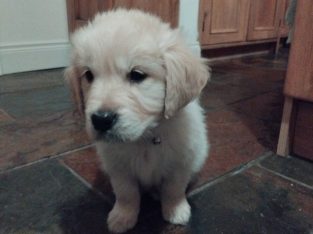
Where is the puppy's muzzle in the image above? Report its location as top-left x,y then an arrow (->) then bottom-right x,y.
91,111 -> 118,133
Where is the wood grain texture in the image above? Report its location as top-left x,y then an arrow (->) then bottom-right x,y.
199,0 -> 250,45
66,0 -> 76,32
284,0 -> 313,101
247,0 -> 283,40
277,97 -> 294,156
112,0 -> 179,28
66,0 -> 179,33
293,101 -> 313,161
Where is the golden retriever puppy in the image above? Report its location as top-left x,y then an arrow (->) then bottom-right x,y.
65,9 -> 210,233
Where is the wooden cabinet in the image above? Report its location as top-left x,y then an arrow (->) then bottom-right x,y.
66,0 -> 109,32
199,0 -> 289,47
112,0 -> 178,27
277,0 -> 313,160
199,0 -> 250,45
247,0 -> 283,40
66,0 -> 179,33
284,0 -> 313,101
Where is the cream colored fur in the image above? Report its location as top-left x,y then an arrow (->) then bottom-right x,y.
65,9 -> 210,233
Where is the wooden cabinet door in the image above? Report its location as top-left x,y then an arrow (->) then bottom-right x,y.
111,0 -> 179,28
66,0 -> 110,32
284,0 -> 313,101
199,0 -> 250,45
247,0 -> 283,40
66,0 -> 179,32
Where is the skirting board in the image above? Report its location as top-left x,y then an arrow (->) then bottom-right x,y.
0,42 -> 200,75
0,42 -> 70,75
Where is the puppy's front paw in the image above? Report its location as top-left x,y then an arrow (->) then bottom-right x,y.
107,204 -> 138,233
162,198 -> 191,225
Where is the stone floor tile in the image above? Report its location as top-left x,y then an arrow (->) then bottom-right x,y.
0,111 -> 90,171
260,155 -> 313,187
60,147 -> 113,197
231,91 -> 284,123
0,85 -> 72,118
0,68 -> 65,94
201,66 -> 285,110
195,109 -> 276,188
0,159 -> 112,234
0,108 -> 14,124
188,166 -> 313,234
212,62 -> 286,83
200,82 -> 258,110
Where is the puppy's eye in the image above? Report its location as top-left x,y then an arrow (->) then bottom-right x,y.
128,69 -> 147,83
84,70 -> 94,83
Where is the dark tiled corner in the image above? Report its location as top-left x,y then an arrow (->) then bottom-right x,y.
0,111 -> 90,171
60,146 -> 113,197
189,166 -> 313,234
0,159 -> 112,234
260,154 -> 313,188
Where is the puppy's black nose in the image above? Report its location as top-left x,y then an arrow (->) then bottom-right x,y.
91,111 -> 118,132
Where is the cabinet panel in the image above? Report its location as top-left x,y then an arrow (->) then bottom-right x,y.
67,0 -> 111,32
67,0 -> 179,32
284,0 -> 313,101
247,0 -> 283,40
112,0 -> 178,28
76,0 -> 98,21
199,0 -> 250,45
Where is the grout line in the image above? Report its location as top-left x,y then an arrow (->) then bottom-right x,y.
257,164 -> 313,191
231,62 -> 287,72
207,51 -> 269,63
203,90 -> 280,113
227,90 -> 279,106
188,152 -> 272,198
60,161 -> 114,204
0,144 -> 93,175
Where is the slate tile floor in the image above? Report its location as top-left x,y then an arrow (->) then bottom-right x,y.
1,49 -> 313,233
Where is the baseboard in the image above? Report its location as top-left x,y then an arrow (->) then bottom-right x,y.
0,41 -> 200,75
0,42 -> 70,75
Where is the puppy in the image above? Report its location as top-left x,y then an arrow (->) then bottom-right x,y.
65,9 -> 210,233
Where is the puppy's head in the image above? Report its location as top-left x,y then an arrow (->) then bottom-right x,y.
65,9 -> 210,142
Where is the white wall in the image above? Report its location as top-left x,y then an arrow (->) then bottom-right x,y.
0,0 -> 70,75
0,0 -> 200,75
179,0 -> 201,55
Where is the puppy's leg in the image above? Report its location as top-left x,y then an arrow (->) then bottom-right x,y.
107,176 -> 140,233
161,173 -> 191,225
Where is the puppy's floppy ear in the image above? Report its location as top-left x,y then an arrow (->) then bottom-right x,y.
163,38 -> 210,118
64,66 -> 85,116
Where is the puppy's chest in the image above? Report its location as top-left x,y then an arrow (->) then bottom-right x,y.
131,146 -> 168,186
